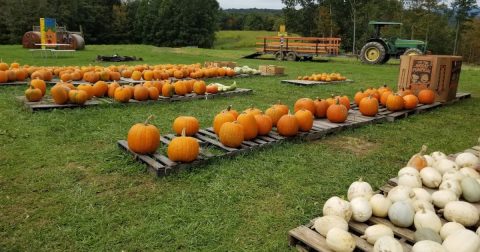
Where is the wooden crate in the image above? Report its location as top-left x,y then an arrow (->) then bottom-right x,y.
281,79 -> 354,86
288,145 -> 480,252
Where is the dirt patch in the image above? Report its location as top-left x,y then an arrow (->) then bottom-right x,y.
316,136 -> 381,156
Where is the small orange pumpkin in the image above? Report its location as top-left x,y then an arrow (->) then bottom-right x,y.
265,105 -> 285,126
148,87 -> 159,100
25,84 -> 42,102
162,82 -> 175,97
254,113 -> 273,136
237,112 -> 258,140
354,88 -> 368,105
276,112 -> 299,136
213,111 -> 236,135
243,104 -> 262,116
220,105 -> 239,119
334,93 -> 351,111
273,100 -> 288,115
68,90 -> 88,105
114,86 -> 132,103
295,109 -> 313,132
50,85 -> 70,104
193,80 -> 206,95
313,97 -> 330,118
294,98 -> 315,115
359,93 -> 379,116
174,81 -> 187,95
93,81 -> 109,98
77,84 -> 94,99
326,99 -> 348,123
380,90 -> 394,106
134,84 -> 149,101
127,115 -> 160,154
418,89 -> 435,104
403,94 -> 419,109
364,87 -> 380,101
107,81 -> 120,98
386,93 -> 404,111
219,121 -> 244,148
173,116 -> 199,136
31,78 -> 46,96
167,128 -> 199,162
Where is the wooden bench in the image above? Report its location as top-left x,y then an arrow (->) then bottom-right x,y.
50,49 -> 75,58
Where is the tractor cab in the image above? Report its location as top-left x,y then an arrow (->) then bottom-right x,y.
360,21 -> 428,64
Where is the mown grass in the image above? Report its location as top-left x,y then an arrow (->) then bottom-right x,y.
0,44 -> 479,251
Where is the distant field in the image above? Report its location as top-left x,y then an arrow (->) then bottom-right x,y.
214,30 -> 300,49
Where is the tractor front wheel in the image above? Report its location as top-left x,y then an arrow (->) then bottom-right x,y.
404,48 -> 423,56
360,42 -> 386,64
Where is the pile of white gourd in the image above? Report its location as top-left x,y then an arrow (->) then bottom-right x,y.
315,146 -> 480,252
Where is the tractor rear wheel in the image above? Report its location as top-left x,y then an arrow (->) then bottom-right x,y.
274,51 -> 285,61
360,42 -> 386,64
404,48 -> 423,56
382,54 -> 391,64
286,52 -> 298,61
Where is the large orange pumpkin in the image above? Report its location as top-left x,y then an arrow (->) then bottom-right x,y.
77,84 -> 94,99
418,89 -> 435,104
326,99 -> 348,123
173,116 -> 199,136
294,98 -> 315,114
68,90 -> 88,105
359,93 -> 379,116
193,80 -> 206,95
273,100 -> 289,115
50,85 -> 70,104
107,81 -> 120,98
220,105 -> 239,119
25,85 -> 42,102
295,109 -> 313,132
354,89 -> 368,105
31,78 -> 46,96
127,115 -> 160,154
403,94 -> 419,109
276,112 -> 299,136
167,128 -> 199,162
114,86 -> 132,103
313,97 -> 330,118
386,93 -> 404,111
254,113 -> 272,136
237,112 -> 258,140
213,111 -> 236,135
93,81 -> 109,98
219,121 -> 244,148
265,105 -> 285,126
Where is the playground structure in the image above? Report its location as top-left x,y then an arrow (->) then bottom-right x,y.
22,25 -> 85,50
248,36 -> 341,61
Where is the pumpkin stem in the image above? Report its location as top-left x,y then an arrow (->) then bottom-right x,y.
368,93 -> 374,99
144,115 -> 153,125
278,100 -> 282,105
383,192 -> 387,198
360,88 -> 364,93
359,177 -> 363,182
360,235 -> 367,239
28,84 -> 36,89
331,94 -> 335,98
437,209 -> 444,214
181,128 -> 186,137
250,104 -> 254,110
316,96 -> 320,101
227,105 -> 232,111
336,98 -> 340,105
420,145 -> 428,155
419,204 -> 425,213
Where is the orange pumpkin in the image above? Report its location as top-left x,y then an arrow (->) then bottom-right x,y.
122,69 -> 133,78
220,105 -> 239,119
25,85 -> 42,102
386,93 -> 404,111
5,70 -> 16,82
213,111 -> 236,135
109,71 -> 121,81
265,105 -> 285,126
354,88 -> 368,105
173,116 -> 199,136
294,98 -> 315,115
418,89 -> 435,104
31,78 -> 46,96
14,69 -> 28,81
193,80 -> 206,95
99,71 -> 110,81
237,112 -> 258,140
147,87 -> 159,100
151,80 -> 164,93
31,71 -> 44,80
185,79 -> 195,93
334,94 -> 351,111
162,82 -> 175,97
131,71 -> 142,81
326,99 -> 348,123
93,81 -> 109,98
127,115 -> 160,154
295,109 -> 313,132
219,121 -> 244,148
359,93 -> 379,116
276,112 -> 299,136
114,86 -> 132,103
77,84 -> 94,99
68,90 -> 88,105
107,81 -> 120,98
254,113 -> 273,136
134,84 -> 149,101
50,85 -> 70,104
380,90 -> 394,106
174,81 -> 187,95
243,104 -> 262,116
273,100 -> 288,115
143,70 -> 153,81
403,94 -> 419,109
378,84 -> 391,96
313,97 -> 330,118
364,87 -> 380,101
167,128 -> 199,162
206,84 -> 218,93
173,70 -> 183,79
326,94 -> 337,106
226,69 -> 235,77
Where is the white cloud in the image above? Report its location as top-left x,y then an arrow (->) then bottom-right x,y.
218,0 -> 285,9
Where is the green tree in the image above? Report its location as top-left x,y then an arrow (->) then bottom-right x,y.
451,0 -> 479,55
244,12 -> 265,30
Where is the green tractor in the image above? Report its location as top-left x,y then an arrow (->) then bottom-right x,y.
360,21 -> 428,64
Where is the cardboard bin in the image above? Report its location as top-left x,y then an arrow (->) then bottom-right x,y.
398,55 -> 462,102
267,65 -> 285,75
259,65 -> 268,73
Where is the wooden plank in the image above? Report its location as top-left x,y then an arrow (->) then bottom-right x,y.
151,152 -> 177,167
288,226 -> 333,252
117,140 -> 166,177
160,136 -> 171,145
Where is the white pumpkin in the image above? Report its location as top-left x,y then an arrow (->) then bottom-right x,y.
326,228 -> 356,252
360,224 -> 394,245
430,151 -> 447,161
314,215 -> 349,237
347,178 -> 374,201
388,201 -> 414,228
413,205 -> 442,233
460,167 -> 480,179
439,179 -> 462,197
387,185 -> 417,204
350,197 -> 372,222
424,155 -> 436,167
412,199 -> 435,213
461,177 -> 480,203
441,201 -> 479,227
398,173 -> 422,188
442,170 -> 466,183
323,196 -> 353,222
440,221 -> 465,241
433,159 -> 459,175
455,152 -> 479,168
443,229 -> 480,252
398,167 -> 420,177
412,240 -> 448,252
370,193 -> 392,218
477,227 -> 480,237
431,190 -> 458,209
420,167 -> 442,188
412,188 -> 432,203
373,236 -> 403,252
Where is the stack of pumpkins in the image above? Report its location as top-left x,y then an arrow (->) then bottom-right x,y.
212,98 -> 351,148
354,84 -> 436,117
0,61 -> 54,83
127,115 -> 200,163
315,146 -> 480,252
297,72 -> 348,82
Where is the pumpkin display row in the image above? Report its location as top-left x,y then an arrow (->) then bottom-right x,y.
297,72 -> 347,82
314,147 -> 480,252
0,61 -> 240,83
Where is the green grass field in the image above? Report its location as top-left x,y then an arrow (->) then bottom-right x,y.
1,44 -> 479,251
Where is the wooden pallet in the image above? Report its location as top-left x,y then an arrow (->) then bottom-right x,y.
121,73 -> 285,83
16,89 -> 252,112
281,79 -> 354,86
288,145 -> 480,252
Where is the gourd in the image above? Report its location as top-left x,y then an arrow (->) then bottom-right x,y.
412,188 -> 432,203
413,205 -> 442,233
440,201 -> 479,227
326,228 -> 356,252
424,155 -> 436,167
442,229 -> 480,252
438,179 -> 462,197
419,167 -> 442,188
461,177 -> 480,203
460,167 -> 480,179
442,170 -> 465,183
398,167 -> 420,177
398,173 -> 422,188
412,240 -> 448,252
314,215 -> 348,237
430,151 -> 447,161
373,236 -> 403,252
323,196 -> 352,222
370,193 -> 392,217
413,228 -> 442,244
407,145 -> 428,171
412,200 -> 435,213
387,185 -> 416,204
431,190 -> 457,208
440,221 -> 465,241
360,224 -> 394,245
433,159 -> 459,175
350,197 -> 372,222
388,201 -> 414,227
455,152 -> 479,168
347,178 -> 374,201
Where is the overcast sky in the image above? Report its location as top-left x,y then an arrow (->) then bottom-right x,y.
218,0 -> 284,9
